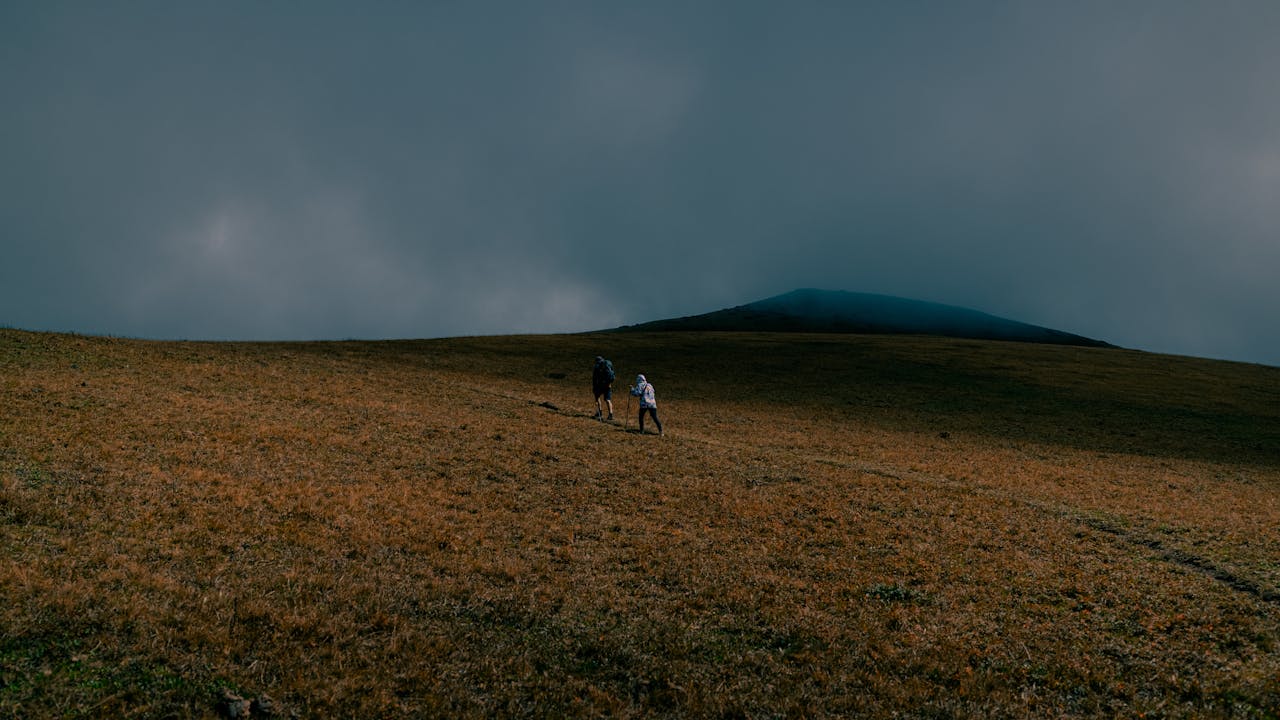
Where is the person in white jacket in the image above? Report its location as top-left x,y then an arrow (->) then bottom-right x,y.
629,374 -> 663,436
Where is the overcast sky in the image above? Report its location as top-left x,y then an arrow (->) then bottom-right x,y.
4,2 -> 1279,366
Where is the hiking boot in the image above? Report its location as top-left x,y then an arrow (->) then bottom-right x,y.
607,413 -> 614,422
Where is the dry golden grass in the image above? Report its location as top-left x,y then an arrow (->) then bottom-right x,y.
1,328 -> 1278,718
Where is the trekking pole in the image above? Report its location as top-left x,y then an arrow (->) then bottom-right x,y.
624,394 -> 632,430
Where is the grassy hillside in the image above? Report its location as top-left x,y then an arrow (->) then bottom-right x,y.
2,328 -> 1278,718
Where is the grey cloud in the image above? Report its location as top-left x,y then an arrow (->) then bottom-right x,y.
3,2 -> 1279,364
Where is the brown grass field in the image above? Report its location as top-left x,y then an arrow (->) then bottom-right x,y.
2,327 -> 1278,718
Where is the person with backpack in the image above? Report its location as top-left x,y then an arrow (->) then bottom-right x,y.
592,355 -> 615,421
629,374 -> 663,436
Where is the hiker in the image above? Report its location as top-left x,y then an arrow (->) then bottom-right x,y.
592,355 -> 615,421
629,374 -> 663,436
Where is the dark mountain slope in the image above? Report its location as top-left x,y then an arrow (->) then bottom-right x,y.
613,288 -> 1113,348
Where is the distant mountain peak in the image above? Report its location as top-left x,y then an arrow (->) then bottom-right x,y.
613,288 -> 1114,348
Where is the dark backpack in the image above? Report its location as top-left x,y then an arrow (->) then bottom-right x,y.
595,359 -> 615,384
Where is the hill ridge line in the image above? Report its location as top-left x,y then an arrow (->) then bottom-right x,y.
613,288 -> 1114,348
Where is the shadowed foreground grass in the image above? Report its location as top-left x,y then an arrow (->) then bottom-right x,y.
2,329 -> 1278,718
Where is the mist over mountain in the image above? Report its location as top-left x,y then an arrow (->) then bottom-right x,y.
613,289 -> 1114,348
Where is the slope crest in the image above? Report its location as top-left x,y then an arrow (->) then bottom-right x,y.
614,288 -> 1113,348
